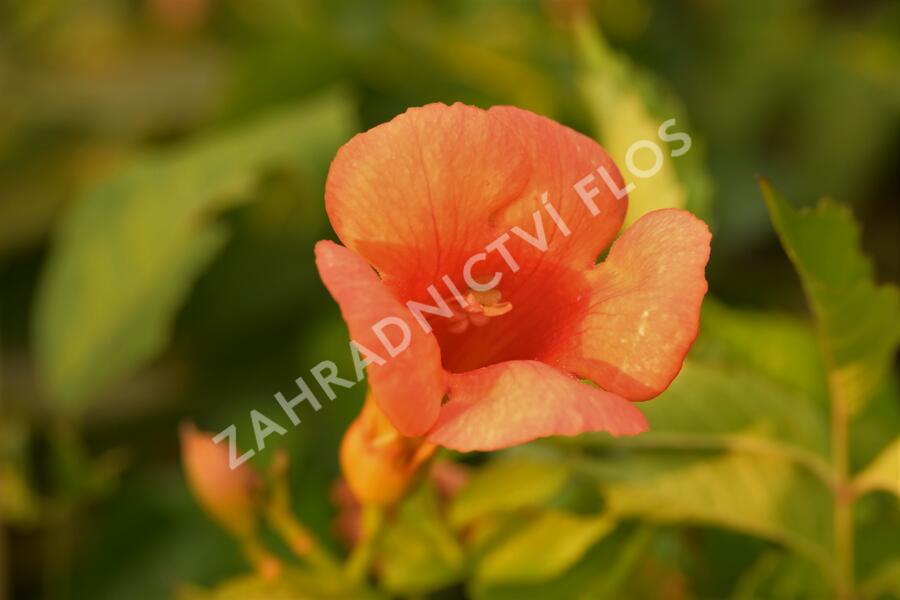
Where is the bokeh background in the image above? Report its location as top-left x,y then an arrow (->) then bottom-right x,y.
1,1 -> 898,599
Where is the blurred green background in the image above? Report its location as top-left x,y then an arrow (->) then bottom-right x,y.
1,0 -> 898,599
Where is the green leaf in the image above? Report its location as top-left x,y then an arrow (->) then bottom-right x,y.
33,90 -> 355,412
557,357 -> 837,582
450,457 -> 571,528
378,484 -> 466,595
854,438 -> 900,499
642,360 -> 829,457
575,18 -> 712,226
568,360 -> 832,482
694,298 -> 828,402
561,360 -> 835,573
732,550 -> 830,600
475,510 -> 614,586
761,180 -> 900,413
590,451 -> 833,572
470,525 -> 653,600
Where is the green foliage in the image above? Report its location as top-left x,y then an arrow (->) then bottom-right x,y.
33,90 -> 355,413
695,299 -> 828,402
378,484 -> 466,595
474,510 -> 614,586
761,180 -> 900,414
470,526 -> 654,600
566,354 -> 837,569
639,360 -> 829,456
449,457 -> 571,528
732,550 -> 830,600
594,452 -> 833,570
178,567 -> 382,600
545,182 -> 898,597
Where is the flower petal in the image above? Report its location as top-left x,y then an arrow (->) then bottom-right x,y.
545,209 -> 711,400
325,103 -> 530,301
325,103 -> 627,303
315,241 -> 447,436
486,105 -> 627,270
426,360 -> 648,452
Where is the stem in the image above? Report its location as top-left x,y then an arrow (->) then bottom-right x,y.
239,536 -> 281,582
266,502 -> 340,573
264,451 -> 341,573
830,380 -> 854,599
345,505 -> 385,582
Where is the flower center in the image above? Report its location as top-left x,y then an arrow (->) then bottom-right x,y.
446,286 -> 513,334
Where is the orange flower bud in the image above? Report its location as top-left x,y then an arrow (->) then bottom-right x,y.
340,394 -> 436,506
180,423 -> 261,538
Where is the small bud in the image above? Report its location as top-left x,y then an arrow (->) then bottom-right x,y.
340,393 -> 435,506
180,422 -> 261,538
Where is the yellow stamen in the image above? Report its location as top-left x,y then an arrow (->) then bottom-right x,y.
445,286 -> 513,334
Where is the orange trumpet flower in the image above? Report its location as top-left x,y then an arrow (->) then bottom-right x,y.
317,103 -> 710,451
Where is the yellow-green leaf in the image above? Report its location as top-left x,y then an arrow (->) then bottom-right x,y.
575,18 -> 712,227
642,360 -> 829,457
694,299 -> 828,402
569,360 -> 832,481
470,526 -> 653,600
594,452 -> 833,572
475,510 -> 615,586
450,457 -> 571,529
379,484 -> 465,595
34,90 -> 355,412
854,438 -> 900,499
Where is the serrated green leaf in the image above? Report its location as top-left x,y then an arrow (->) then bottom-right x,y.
575,18 -> 712,226
33,90 -> 355,411
450,457 -> 571,528
475,510 -> 614,586
761,180 -> 900,414
378,484 -> 465,595
592,452 -> 833,571
855,438 -> 900,499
